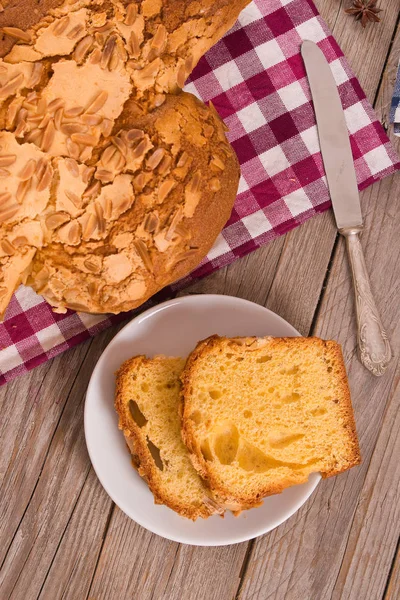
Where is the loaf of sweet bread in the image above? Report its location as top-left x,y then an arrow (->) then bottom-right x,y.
0,0 -> 249,315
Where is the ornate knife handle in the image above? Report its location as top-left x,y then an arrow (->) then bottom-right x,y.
339,226 -> 391,376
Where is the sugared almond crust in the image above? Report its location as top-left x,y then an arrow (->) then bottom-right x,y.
0,0 -> 249,315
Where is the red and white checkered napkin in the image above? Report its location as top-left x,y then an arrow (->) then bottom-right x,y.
0,0 -> 399,384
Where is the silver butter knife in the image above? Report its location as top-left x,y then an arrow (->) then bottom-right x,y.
301,40 -> 391,376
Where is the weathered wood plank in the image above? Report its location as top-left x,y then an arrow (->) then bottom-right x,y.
238,150 -> 400,600
37,469 -> 112,600
88,507 -> 247,600
162,543 -> 246,600
83,239 -> 288,600
331,383 -> 400,599
237,15 -> 400,599
0,327 -> 121,600
84,170 -> 341,600
261,212 -> 337,335
177,234 -> 286,307
0,341 -> 91,568
324,21 -> 400,600
237,471 -> 364,600
36,206 -> 335,600
184,212 -> 338,337
385,545 -> 400,600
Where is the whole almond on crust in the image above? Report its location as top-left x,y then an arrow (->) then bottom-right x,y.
86,91 -> 108,114
144,212 -> 159,233
1,239 -> 15,255
36,160 -> 53,192
0,155 -> 16,167
111,136 -> 128,156
64,106 -> 85,118
158,179 -> 176,202
124,3 -> 137,25
134,239 -> 152,272
61,123 -> 88,136
146,148 -> 165,170
16,179 -> 31,203
0,204 -> 19,223
65,158 -> 79,177
12,236 -> 29,247
58,220 -> 81,245
82,213 -> 98,239
45,212 -> 70,230
0,73 -> 24,98
67,23 -> 85,40
7,99 -> 24,129
53,16 -> 70,36
65,189 -> 82,208
28,63 -> 43,88
74,35 -> 94,62
48,98 -> 65,112
125,129 -> 144,143
70,133 -> 97,146
18,159 -> 36,181
83,180 -> 101,198
41,120 -> 56,152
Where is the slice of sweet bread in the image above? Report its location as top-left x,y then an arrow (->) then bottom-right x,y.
181,336 -> 361,509
115,355 -> 223,520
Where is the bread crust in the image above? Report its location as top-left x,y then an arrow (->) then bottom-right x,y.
181,335 -> 361,507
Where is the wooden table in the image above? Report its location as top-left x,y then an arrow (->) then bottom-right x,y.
1,2 -> 399,599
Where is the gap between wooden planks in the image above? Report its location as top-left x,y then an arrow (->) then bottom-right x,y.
0,2 -> 399,600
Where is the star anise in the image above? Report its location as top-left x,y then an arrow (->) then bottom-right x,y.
345,0 -> 382,28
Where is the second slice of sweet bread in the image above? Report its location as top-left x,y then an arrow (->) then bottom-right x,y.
115,355 -> 224,520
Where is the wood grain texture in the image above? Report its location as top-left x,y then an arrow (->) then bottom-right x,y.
38,470 -> 113,600
386,545 -> 400,600
0,1 -> 399,599
0,342 -> 91,568
237,14 -> 400,600
184,211 -> 338,337
330,379 -> 400,599
178,234 -> 286,306
261,212 -> 337,335
0,327 -> 122,600
237,179 -> 400,600
89,508 -> 247,600
326,23 -> 400,600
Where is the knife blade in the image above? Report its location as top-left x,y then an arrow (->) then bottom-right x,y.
301,40 -> 391,376
301,40 -> 362,230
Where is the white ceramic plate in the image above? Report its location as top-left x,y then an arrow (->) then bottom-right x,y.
85,294 -> 320,546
